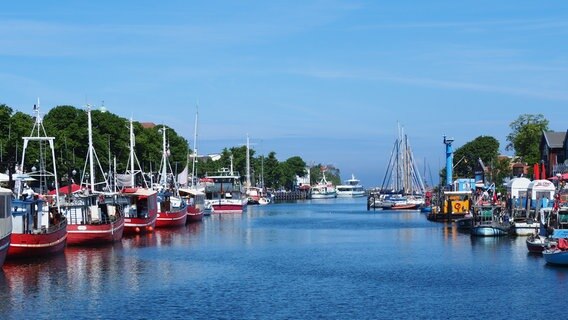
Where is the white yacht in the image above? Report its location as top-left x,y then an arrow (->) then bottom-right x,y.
336,174 -> 366,198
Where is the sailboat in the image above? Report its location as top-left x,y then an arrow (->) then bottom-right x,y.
178,108 -> 205,222
120,118 -> 158,234
372,125 -> 425,210
61,106 -> 125,245
8,103 -> 67,259
154,125 -> 187,228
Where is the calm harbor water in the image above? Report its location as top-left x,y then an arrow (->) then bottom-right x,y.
1,198 -> 567,319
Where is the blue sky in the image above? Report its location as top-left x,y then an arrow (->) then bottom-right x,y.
1,1 -> 567,187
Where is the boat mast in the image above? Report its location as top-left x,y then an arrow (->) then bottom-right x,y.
246,134 -> 251,189
87,106 -> 96,191
191,106 -> 198,188
129,118 -> 135,187
159,125 -> 168,186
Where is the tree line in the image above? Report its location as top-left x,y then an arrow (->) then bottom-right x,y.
0,104 -> 344,190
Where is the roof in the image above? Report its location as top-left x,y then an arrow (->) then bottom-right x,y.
178,188 -> 205,196
542,131 -> 566,148
140,122 -> 156,129
121,187 -> 157,196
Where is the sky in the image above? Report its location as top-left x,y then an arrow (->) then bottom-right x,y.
1,1 -> 567,188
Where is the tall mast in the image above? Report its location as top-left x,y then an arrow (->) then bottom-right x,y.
246,134 -> 251,188
87,106 -> 96,190
129,118 -> 135,187
191,106 -> 199,188
160,125 -> 168,185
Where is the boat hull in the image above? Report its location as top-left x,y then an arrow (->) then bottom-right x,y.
427,213 -> 466,222
7,226 -> 67,259
543,249 -> 568,265
66,218 -> 125,246
311,193 -> 337,199
512,221 -> 540,236
389,204 -> 420,210
208,199 -> 245,214
471,225 -> 509,237
186,206 -> 204,222
124,216 -> 157,235
456,216 -> 473,230
156,207 -> 187,228
0,233 -> 10,267
526,235 -> 548,254
336,192 -> 366,198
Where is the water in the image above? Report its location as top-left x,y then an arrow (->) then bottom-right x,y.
1,198 -> 567,319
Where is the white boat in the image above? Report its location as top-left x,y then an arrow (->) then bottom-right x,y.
336,174 -> 365,198
204,160 -> 247,213
311,169 -> 336,199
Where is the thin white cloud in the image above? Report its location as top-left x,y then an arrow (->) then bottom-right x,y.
287,68 -> 568,102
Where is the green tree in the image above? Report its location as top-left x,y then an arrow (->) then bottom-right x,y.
263,151 -> 280,189
453,136 -> 500,179
277,156 -> 306,190
506,114 -> 549,165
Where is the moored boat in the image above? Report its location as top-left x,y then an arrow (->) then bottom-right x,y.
204,165 -> 246,214
60,106 -> 125,246
543,238 -> 568,265
122,187 -> 158,234
0,187 -> 12,267
311,168 -> 337,199
179,188 -> 205,222
7,105 -> 67,260
336,174 -> 365,198
154,125 -> 187,228
470,206 -> 509,237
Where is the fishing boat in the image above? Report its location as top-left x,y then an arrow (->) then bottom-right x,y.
154,125 -> 187,228
179,188 -> 205,222
0,187 -> 12,267
470,206 -> 510,237
8,104 -> 67,259
204,159 -> 246,213
336,174 -> 366,198
119,118 -> 158,234
311,168 -> 337,199
60,106 -> 125,246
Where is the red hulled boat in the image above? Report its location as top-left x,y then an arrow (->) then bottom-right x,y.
155,195 -> 187,228
60,107 -> 125,246
121,188 -> 158,235
154,125 -> 188,228
8,190 -> 67,259
7,105 -> 67,260
179,188 -> 205,222
63,193 -> 125,245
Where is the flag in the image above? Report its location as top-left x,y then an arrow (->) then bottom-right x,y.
177,166 -> 189,186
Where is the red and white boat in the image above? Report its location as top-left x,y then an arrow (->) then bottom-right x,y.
154,125 -> 187,228
7,105 -> 67,259
122,187 -> 158,234
204,166 -> 246,214
0,187 -> 13,267
60,106 -> 124,246
179,188 -> 205,222
120,118 -> 158,235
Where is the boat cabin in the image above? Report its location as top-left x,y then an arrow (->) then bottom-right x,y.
526,179 -> 555,214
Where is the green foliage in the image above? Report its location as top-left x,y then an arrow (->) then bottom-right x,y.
453,136 -> 500,178
0,103 -> 311,190
506,114 -> 549,164
310,164 -> 340,186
